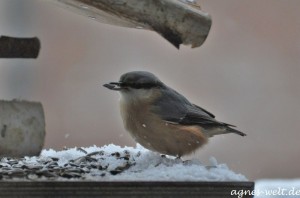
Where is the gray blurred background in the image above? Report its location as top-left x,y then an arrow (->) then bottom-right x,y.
0,0 -> 299,180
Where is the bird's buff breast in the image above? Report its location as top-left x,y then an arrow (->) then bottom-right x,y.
119,94 -> 208,157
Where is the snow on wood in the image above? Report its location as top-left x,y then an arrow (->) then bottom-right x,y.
255,179 -> 300,198
46,0 -> 212,48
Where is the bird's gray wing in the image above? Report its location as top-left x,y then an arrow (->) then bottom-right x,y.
179,104 -> 237,127
151,87 -> 227,128
192,104 -> 215,118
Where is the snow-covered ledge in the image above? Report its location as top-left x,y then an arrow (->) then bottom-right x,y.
0,144 -> 247,181
0,144 -> 254,197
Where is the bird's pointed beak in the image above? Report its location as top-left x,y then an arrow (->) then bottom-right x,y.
103,82 -> 124,91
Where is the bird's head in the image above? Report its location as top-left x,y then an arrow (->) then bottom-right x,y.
103,71 -> 164,99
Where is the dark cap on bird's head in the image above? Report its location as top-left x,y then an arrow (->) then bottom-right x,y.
103,71 -> 164,91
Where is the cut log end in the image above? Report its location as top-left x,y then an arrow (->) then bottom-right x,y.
0,100 -> 45,157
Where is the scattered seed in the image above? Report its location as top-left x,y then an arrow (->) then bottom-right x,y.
76,147 -> 88,154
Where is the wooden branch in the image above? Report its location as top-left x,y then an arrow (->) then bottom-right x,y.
0,36 -> 40,58
47,0 -> 212,49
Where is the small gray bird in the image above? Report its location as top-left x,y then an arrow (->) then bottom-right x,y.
104,71 -> 246,157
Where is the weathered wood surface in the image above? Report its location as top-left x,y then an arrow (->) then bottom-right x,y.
0,100 -> 45,157
0,181 -> 255,198
0,36 -> 40,58
47,0 -> 212,48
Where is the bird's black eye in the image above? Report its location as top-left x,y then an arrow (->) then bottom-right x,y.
122,82 -> 158,89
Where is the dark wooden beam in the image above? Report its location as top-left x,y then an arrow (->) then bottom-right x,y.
0,36 -> 40,58
0,181 -> 254,198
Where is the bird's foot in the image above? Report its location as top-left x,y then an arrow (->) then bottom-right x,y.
160,154 -> 166,158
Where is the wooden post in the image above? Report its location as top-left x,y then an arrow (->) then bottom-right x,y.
0,100 -> 45,157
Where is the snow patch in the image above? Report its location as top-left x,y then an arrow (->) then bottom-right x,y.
255,179 -> 300,198
41,144 -> 247,181
1,144 -> 247,181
